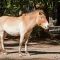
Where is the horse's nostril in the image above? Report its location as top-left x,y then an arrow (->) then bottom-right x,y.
48,25 -> 49,28
48,25 -> 49,27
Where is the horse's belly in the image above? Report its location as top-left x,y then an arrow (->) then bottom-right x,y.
3,25 -> 20,36
5,30 -> 19,36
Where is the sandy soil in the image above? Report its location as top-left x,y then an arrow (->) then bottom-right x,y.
0,38 -> 60,60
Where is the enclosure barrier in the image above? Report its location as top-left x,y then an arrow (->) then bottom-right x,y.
49,26 -> 60,34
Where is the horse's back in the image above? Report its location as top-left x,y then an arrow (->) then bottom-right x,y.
0,16 -> 22,26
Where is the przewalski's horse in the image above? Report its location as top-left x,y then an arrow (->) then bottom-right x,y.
0,10 -> 49,56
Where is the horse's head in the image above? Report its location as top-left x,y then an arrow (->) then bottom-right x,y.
36,10 -> 49,30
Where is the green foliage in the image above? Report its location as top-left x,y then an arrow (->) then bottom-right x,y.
1,0 -> 59,16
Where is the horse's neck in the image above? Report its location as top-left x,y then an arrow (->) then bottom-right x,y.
25,18 -> 37,30
20,12 -> 37,29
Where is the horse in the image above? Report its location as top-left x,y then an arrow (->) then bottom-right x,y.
0,10 -> 49,56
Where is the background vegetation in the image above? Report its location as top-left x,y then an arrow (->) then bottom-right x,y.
0,0 -> 59,16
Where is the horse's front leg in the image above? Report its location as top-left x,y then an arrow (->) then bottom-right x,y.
24,30 -> 32,55
25,39 -> 29,55
19,34 -> 25,56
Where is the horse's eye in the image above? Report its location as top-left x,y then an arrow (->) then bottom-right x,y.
39,12 -> 42,15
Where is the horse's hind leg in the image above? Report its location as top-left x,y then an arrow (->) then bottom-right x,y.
0,30 -> 6,54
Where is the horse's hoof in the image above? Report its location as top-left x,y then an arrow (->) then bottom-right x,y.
19,53 -> 23,56
27,53 -> 31,56
0,52 -> 7,55
25,52 -> 31,56
0,50 -> 7,55
3,52 -> 7,55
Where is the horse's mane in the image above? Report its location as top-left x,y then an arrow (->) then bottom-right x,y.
20,9 -> 45,16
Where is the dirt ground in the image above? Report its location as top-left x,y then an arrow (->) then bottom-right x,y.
0,38 -> 60,60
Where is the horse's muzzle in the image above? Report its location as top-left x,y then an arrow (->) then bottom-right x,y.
44,29 -> 49,32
